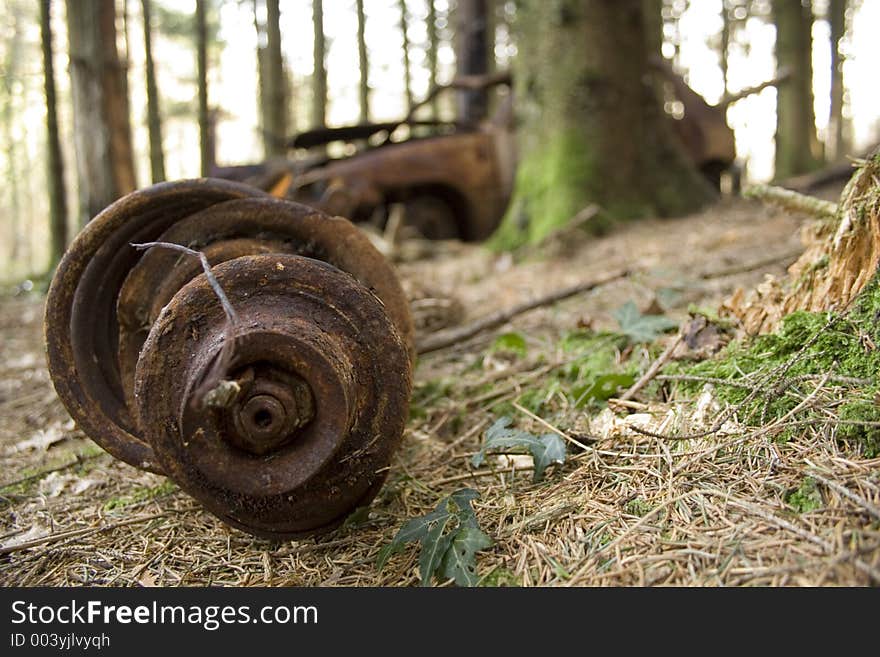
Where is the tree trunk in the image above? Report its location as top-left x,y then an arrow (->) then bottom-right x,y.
828,0 -> 848,161
65,0 -> 137,225
142,0 -> 166,182
492,0 -> 714,249
356,0 -> 370,123
720,0 -> 730,94
312,0 -> 326,128
398,0 -> 413,112
259,0 -> 286,156
773,0 -> 821,179
3,1 -> 23,264
426,0 -> 439,119
41,0 -> 69,270
195,0 -> 210,176
455,0 -> 489,124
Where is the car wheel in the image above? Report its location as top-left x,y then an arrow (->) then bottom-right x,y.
402,195 -> 461,240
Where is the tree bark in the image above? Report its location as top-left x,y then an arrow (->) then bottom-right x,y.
398,0 -> 413,112
65,0 -> 137,225
142,0 -> 166,182
41,0 -> 69,270
720,0 -> 730,94
828,0 -> 848,161
195,0 -> 210,176
3,1 -> 23,264
492,0 -> 714,249
455,0 -> 489,124
426,0 -> 439,119
261,0 -> 286,156
356,0 -> 370,123
312,0 -> 327,128
773,0 -> 821,179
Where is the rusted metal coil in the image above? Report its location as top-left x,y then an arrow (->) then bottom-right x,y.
45,179 -> 414,539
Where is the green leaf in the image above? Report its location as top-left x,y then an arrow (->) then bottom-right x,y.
441,526 -> 494,587
449,488 -> 481,528
530,433 -> 567,482
491,332 -> 528,357
378,489 -> 493,586
418,515 -> 455,586
472,417 -> 567,481
376,498 -> 449,569
613,300 -> 678,344
572,373 -> 636,406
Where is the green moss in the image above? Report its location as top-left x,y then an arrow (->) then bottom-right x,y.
489,129 -> 605,250
625,498 -> 652,517
489,330 -> 636,417
672,278 -> 880,453
479,567 -> 522,587
785,477 -> 823,513
103,480 -> 178,512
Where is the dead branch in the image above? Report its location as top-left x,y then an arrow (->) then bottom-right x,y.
415,269 -> 630,354
742,184 -> 838,220
717,67 -> 792,109
618,331 -> 684,402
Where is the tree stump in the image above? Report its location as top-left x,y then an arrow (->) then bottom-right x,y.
723,151 -> 880,334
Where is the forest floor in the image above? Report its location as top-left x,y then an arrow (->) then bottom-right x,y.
2,184 -> 879,586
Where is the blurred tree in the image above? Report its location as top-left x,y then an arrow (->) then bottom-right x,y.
262,0 -> 286,155
455,0 -> 490,124
356,0 -> 369,122
3,0 -> 23,264
312,0 -> 326,128
41,0 -> 69,269
142,0 -> 166,182
773,0 -> 821,178
426,0 -> 439,119
195,0 -> 210,175
492,0 -> 713,248
399,0 -> 413,112
827,0 -> 849,161
66,0 -> 136,224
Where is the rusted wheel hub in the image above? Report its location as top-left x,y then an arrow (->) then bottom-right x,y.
45,179 -> 414,539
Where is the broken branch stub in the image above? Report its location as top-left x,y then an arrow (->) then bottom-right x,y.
44,179 -> 413,539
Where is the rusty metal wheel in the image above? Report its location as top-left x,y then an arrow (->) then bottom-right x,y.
45,179 -> 267,472
45,179 -> 414,538
134,255 -> 411,538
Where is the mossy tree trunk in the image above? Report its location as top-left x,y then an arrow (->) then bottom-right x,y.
41,0 -> 68,270
66,0 -> 137,224
492,0 -> 714,248
773,0 -> 821,179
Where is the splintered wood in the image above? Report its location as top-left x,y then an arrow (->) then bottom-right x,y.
723,154 -> 880,334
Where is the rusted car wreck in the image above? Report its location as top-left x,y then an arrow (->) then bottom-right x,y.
213,68 -> 745,241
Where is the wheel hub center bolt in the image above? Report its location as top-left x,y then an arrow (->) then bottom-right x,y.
228,373 -> 315,456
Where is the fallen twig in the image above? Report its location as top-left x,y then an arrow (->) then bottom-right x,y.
618,331 -> 683,402
416,269 -> 630,354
